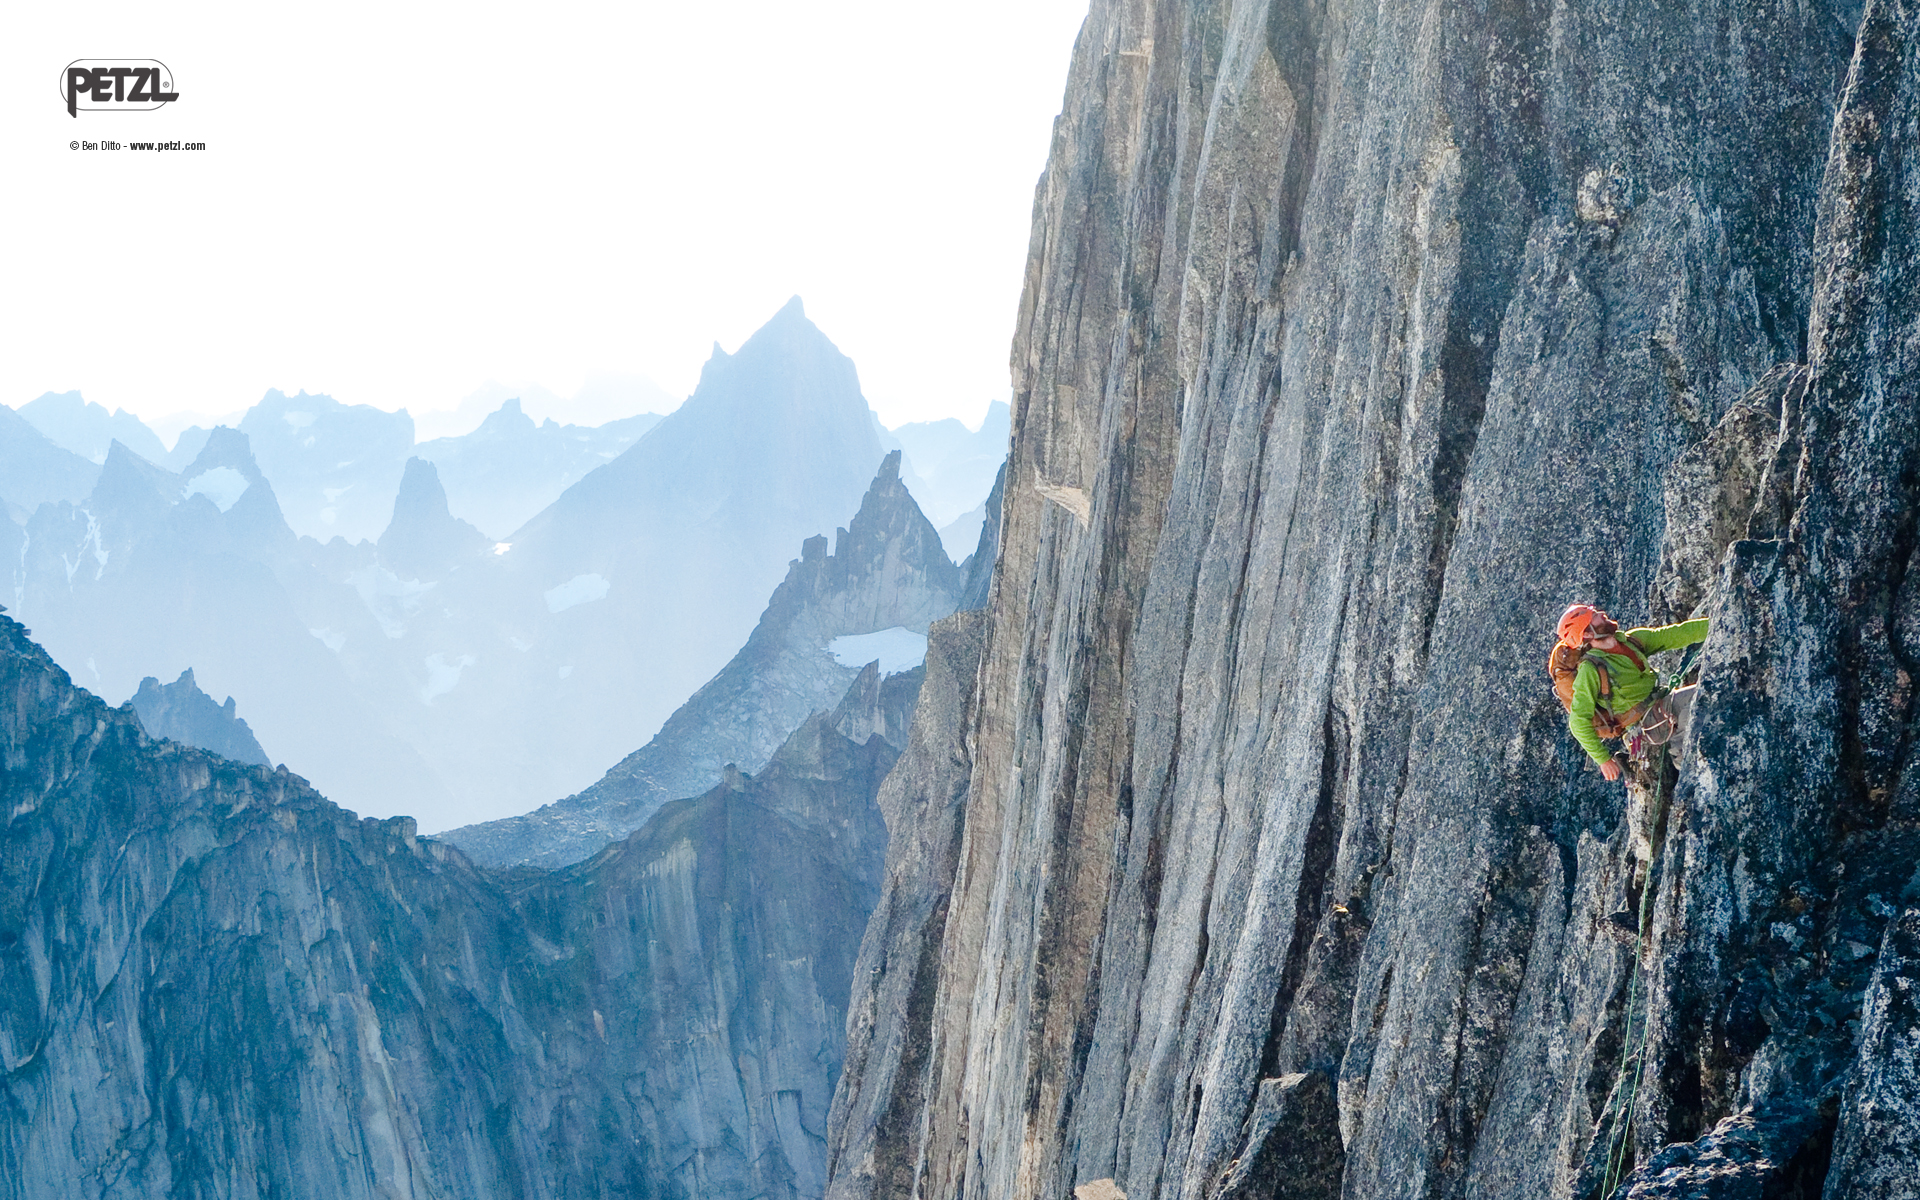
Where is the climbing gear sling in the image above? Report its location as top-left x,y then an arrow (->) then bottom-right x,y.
1626,644 -> 1706,762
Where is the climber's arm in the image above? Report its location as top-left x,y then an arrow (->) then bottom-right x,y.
1629,617 -> 1710,655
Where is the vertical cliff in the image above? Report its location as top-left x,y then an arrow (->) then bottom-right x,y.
826,0 -> 1918,1197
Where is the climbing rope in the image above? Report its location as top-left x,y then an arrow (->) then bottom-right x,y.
1598,777 -> 1659,1199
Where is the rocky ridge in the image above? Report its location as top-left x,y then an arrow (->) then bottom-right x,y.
410,398 -> 663,540
13,434 -> 453,817
128,668 -> 272,768
4,302 -> 900,830
823,1 -> 1920,1198
0,406 -> 98,516
15,392 -> 169,468
444,451 -> 962,868
0,604 -> 906,1200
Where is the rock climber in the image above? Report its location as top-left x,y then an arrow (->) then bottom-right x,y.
1553,604 -> 1708,782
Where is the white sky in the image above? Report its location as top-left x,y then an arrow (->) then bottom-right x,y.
3,1 -> 1087,434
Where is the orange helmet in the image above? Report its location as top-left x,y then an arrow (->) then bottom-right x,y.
1558,604 -> 1601,647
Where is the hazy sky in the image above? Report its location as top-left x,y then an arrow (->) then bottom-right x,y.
6,1 -> 1087,433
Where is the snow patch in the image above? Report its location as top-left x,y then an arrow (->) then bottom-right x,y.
60,511 -> 109,584
283,410 -> 316,429
420,652 -> 476,704
827,628 -> 928,677
493,542 -> 512,556
545,573 -> 610,613
90,511 -> 108,575
508,636 -> 532,652
310,627 -> 346,653
184,467 -> 250,513
349,566 -> 436,638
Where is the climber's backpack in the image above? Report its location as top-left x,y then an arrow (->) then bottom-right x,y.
1547,636 -> 1649,740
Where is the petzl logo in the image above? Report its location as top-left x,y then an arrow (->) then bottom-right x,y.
62,60 -> 179,118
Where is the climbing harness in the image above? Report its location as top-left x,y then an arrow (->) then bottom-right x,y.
1625,645 -> 1705,767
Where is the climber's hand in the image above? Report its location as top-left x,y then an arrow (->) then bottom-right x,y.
1599,757 -> 1623,782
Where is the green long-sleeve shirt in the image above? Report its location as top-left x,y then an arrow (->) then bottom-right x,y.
1568,618 -> 1709,765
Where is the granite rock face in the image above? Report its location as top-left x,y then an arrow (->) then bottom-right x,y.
128,668 -> 272,768
444,451 -> 959,868
1827,909 -> 1920,1198
824,610 -> 989,1199
824,0 -> 1920,1197
955,462 -> 1006,615
0,608 -> 903,1200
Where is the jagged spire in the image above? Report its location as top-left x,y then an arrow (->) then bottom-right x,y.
378,457 -> 488,580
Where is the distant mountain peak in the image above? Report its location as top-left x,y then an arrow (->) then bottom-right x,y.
466,398 -> 538,441
392,456 -> 454,514
379,457 -> 488,580
0,404 -> 100,512
182,426 -> 268,485
823,452 -> 963,596
130,667 -> 273,767
167,427 -> 302,537
18,390 -> 169,467
100,437 -> 176,482
92,439 -> 182,517
443,452 -> 961,867
736,295 -> 838,360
